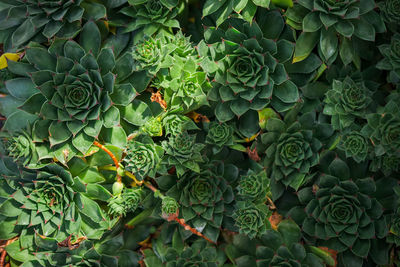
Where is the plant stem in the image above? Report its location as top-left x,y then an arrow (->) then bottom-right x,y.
174,217 -> 216,245
93,141 -> 121,182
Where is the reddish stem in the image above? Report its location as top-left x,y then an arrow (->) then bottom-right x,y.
174,217 -> 216,245
93,141 -> 121,182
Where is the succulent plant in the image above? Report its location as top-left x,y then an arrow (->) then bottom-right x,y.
133,35 -> 165,75
286,0 -> 385,64
161,196 -> 180,219
237,170 -> 269,203
0,160 -> 112,260
377,33 -> 400,83
141,117 -> 163,137
0,127 -> 39,167
108,188 -> 143,217
2,21 -> 138,164
0,0 -> 106,51
338,130 -> 370,163
226,219 -> 335,267
379,0 -> 400,26
233,201 -> 272,239
118,0 -> 181,43
165,161 -> 237,242
145,236 -> 226,267
261,117 -> 322,198
294,157 -> 388,266
205,122 -> 234,153
201,11 -> 299,136
21,230 -> 140,266
370,154 -> 400,176
362,98 -> 400,156
202,0 -> 294,26
123,135 -> 164,180
161,131 -> 205,176
162,114 -> 199,136
323,77 -> 372,130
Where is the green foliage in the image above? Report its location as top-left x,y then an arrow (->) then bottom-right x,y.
161,131 -> 205,176
226,219 -> 333,266
0,0 -> 90,51
287,0 -> 385,64
1,1 -> 400,267
323,77 -> 372,130
261,117 -> 322,198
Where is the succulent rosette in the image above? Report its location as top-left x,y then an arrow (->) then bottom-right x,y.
161,131 -> 205,176
118,0 -> 181,43
133,35 -> 165,74
145,238 -> 225,267
237,170 -> 269,203
370,154 -> 400,176
205,122 -> 234,153
123,135 -> 164,180
0,160 -> 112,261
338,130 -> 370,163
286,0 -> 385,64
261,117 -> 322,199
0,127 -> 40,167
0,0 -> 107,51
226,219 -> 335,267
161,196 -> 180,219
323,77 -> 372,130
233,201 -> 272,239
201,11 -> 299,136
377,34 -> 400,83
165,161 -> 237,242
141,117 -> 163,137
362,98 -> 400,156
379,0 -> 400,27
2,21 -> 138,164
291,156 -> 388,266
162,113 -> 199,136
108,188 -> 143,217
22,229 -> 140,267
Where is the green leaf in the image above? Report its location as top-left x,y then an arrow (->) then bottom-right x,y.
353,18 -> 375,41
302,12 -> 321,32
253,0 -> 270,8
215,102 -> 235,122
110,84 -> 137,106
3,110 -> 37,134
239,110 -> 260,138
103,106 -> 120,128
293,31 -> 319,63
203,0 -> 226,17
81,2 -> 107,21
12,19 -> 37,47
274,80 -> 299,103
19,93 -> 45,115
85,184 -> 112,201
25,47 -> 56,71
72,132 -> 95,155
80,21 -> 101,56
77,194 -> 105,221
339,36 -> 354,65
121,100 -> 152,126
100,126 -> 127,148
277,219 -> 301,245
49,121 -> 72,146
5,78 -> 38,100
0,199 -> 21,217
320,27 -> 338,62
334,20 -> 354,38
233,0 -> 248,13
80,167 -> 106,183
